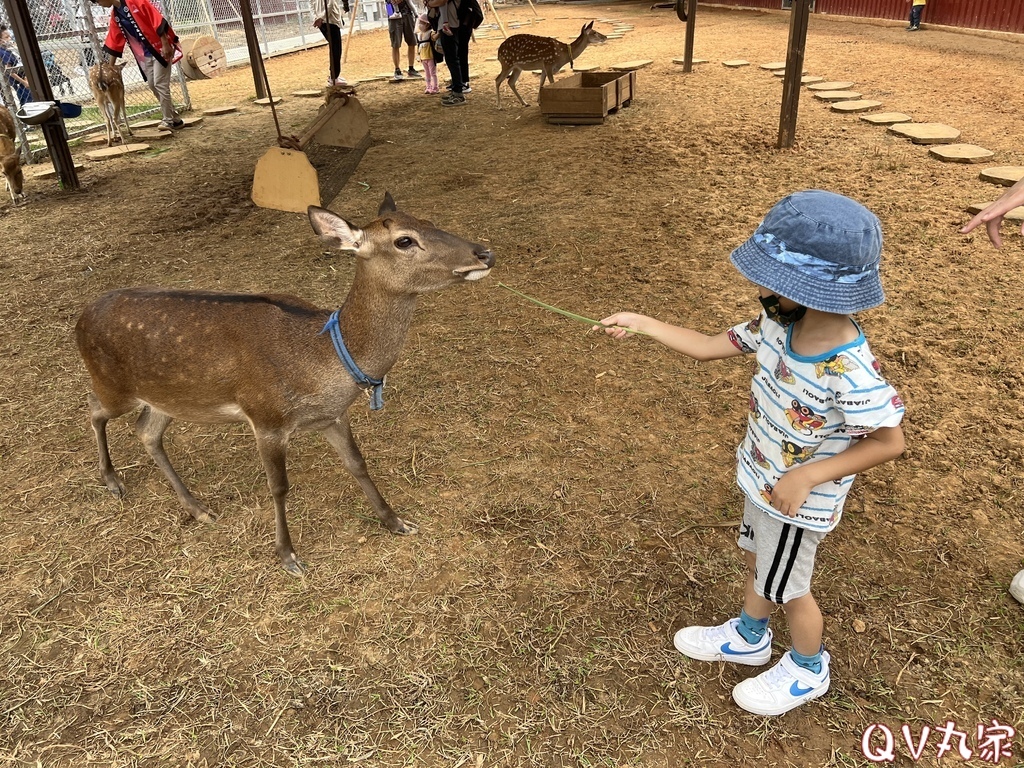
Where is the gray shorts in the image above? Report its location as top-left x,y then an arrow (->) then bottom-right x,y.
737,497 -> 826,605
389,14 -> 416,48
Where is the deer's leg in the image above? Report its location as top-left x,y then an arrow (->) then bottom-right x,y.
322,418 -> 418,536
103,103 -> 115,147
87,391 -> 130,497
252,429 -> 304,576
495,65 -> 510,108
121,100 -> 133,138
134,405 -> 215,523
507,69 -> 529,107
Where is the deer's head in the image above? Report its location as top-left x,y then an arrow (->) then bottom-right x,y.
308,193 -> 495,295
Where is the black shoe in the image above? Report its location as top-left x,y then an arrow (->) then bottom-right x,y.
394,68 -> 404,79
408,67 -> 423,78
907,25 -> 919,31
441,93 -> 466,106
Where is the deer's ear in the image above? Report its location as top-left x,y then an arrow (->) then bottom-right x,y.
379,191 -> 398,215
584,20 -> 593,30
308,206 -> 363,253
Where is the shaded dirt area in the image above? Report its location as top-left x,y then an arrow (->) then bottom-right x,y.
1,3 -> 1023,766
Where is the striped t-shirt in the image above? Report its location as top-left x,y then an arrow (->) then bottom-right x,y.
728,312 -> 904,533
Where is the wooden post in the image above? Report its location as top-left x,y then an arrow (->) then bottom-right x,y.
343,0 -> 360,64
681,0 -> 697,72
777,0 -> 811,149
238,0 -> 268,99
487,0 -> 507,38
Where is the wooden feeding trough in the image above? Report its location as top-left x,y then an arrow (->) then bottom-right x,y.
252,91 -> 371,213
539,70 -> 636,125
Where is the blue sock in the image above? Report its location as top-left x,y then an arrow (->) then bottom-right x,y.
790,646 -> 823,675
736,609 -> 769,644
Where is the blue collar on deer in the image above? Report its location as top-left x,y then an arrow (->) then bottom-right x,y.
320,310 -> 385,410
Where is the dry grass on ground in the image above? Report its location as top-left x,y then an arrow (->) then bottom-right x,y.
1,3 -> 1023,766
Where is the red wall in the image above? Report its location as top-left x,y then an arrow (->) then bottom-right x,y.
710,0 -> 1024,34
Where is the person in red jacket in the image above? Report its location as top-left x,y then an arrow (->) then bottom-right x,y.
89,0 -> 183,130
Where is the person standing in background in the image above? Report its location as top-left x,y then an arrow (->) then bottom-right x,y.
313,0 -> 349,86
907,0 -> 925,31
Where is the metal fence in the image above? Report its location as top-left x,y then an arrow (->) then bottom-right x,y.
1,0 -> 404,161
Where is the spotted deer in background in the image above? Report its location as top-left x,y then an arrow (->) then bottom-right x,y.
88,60 -> 133,147
0,104 -> 25,205
495,21 -> 607,108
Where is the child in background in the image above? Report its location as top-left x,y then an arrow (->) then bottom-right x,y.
415,14 -> 439,94
598,190 -> 906,716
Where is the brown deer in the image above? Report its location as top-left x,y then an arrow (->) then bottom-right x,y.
0,104 -> 25,206
88,60 -> 133,147
495,21 -> 607,108
75,194 -> 495,576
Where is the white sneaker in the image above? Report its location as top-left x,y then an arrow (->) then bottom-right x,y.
673,618 -> 773,666
1010,569 -> 1024,604
732,650 -> 831,716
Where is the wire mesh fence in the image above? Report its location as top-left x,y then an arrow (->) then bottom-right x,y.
1,0 -> 403,162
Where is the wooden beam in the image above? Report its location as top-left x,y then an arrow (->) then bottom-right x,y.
237,0 -> 268,99
342,0 -> 360,64
777,0 -> 811,148
680,0 -> 697,72
1,0 -> 79,189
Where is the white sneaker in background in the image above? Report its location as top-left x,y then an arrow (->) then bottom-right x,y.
1010,569 -> 1024,604
673,618 -> 773,666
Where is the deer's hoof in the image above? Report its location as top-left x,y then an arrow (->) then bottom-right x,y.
185,503 -> 217,524
281,553 -> 307,577
393,517 -> 419,536
104,475 -> 127,498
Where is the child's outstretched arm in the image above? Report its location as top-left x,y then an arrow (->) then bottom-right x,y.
769,425 -> 905,517
596,312 -> 743,362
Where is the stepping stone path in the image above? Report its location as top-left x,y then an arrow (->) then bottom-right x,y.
832,100 -> 882,113
86,143 -> 151,160
928,144 -> 995,163
723,60 -> 749,68
23,161 -> 83,179
979,166 -> 1024,186
860,112 -> 912,125
292,90 -> 322,98
611,60 -> 654,71
967,202 -> 1024,221
133,129 -> 174,140
801,75 -> 824,84
203,105 -> 237,116
760,62 -> 786,70
83,133 -> 109,145
813,90 -> 862,102
807,81 -> 855,91
888,123 -> 960,144
131,119 -> 163,129
254,97 -> 283,105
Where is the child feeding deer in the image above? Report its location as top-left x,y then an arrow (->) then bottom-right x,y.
495,21 -> 607,108
75,194 -> 495,576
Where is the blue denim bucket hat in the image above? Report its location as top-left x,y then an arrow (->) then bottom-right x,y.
729,190 -> 884,314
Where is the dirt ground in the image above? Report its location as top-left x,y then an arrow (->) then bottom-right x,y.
2,2 -> 1023,766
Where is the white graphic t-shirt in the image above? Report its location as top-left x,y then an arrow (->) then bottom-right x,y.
728,312 -> 904,533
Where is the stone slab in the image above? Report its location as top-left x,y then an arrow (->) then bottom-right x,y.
611,60 -> 654,71
859,112 -> 912,125
132,129 -> 174,140
807,80 -> 855,91
83,133 -> 109,145
23,161 -> 84,179
574,64 -> 600,72
130,119 -> 163,129
181,116 -> 204,127
831,99 -> 882,113
888,122 -> 961,144
967,202 -> 1024,221
759,61 -> 786,70
85,143 -> 151,160
928,144 -> 995,163
292,89 -> 323,97
813,90 -> 862,102
254,97 -> 283,105
202,105 -> 238,115
673,58 -> 709,65
722,60 -> 749,68
801,75 -> 824,84
979,166 -> 1024,186
773,69 -> 806,77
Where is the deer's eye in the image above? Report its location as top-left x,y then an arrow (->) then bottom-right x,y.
394,236 -> 415,249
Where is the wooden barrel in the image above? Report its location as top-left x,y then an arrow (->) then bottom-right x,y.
177,36 -> 227,80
